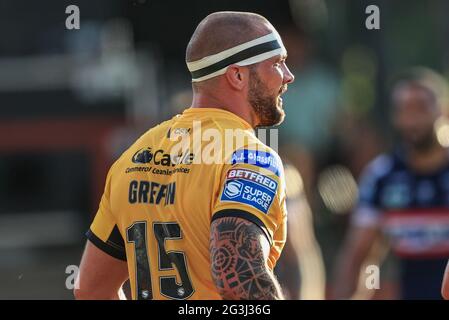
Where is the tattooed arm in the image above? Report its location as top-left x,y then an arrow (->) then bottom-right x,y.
210,216 -> 284,300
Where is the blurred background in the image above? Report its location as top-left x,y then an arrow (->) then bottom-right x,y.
1,0 -> 449,299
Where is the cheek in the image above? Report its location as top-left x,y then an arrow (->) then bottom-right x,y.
268,68 -> 284,90
274,67 -> 284,81
396,113 -> 434,132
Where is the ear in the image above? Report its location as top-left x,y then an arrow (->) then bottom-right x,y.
224,65 -> 248,91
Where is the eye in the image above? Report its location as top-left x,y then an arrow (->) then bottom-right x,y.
274,58 -> 287,68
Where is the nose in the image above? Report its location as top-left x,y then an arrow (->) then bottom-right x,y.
283,64 -> 295,84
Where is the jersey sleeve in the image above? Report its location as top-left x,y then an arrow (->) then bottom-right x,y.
86,164 -> 127,261
351,156 -> 389,228
212,148 -> 288,250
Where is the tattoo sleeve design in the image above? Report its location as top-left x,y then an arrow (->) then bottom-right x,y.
210,217 -> 283,300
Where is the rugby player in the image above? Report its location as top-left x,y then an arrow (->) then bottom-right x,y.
334,69 -> 449,300
74,11 -> 294,300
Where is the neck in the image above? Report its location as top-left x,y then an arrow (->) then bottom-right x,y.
406,140 -> 448,173
191,90 -> 258,128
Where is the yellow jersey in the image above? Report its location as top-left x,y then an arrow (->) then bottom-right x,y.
87,107 -> 287,300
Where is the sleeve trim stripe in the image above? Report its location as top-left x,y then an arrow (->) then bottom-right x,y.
106,225 -> 126,251
211,209 -> 273,246
86,229 -> 127,261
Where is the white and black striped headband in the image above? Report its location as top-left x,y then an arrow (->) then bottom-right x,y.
187,32 -> 287,82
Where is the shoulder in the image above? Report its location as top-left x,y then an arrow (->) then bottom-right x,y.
109,119 -> 175,176
357,153 -> 396,202
360,153 -> 395,184
229,142 -> 284,178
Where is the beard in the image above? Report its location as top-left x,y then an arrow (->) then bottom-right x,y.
402,129 -> 438,153
248,68 -> 285,128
